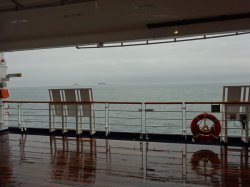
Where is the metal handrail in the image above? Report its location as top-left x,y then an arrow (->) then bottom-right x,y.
5,100 -> 250,105
145,101 -> 250,104
4,100 -> 143,104
3,100 -> 250,143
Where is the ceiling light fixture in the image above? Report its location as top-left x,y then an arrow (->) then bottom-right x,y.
174,30 -> 179,35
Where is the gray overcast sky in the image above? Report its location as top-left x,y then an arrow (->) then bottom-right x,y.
5,34 -> 250,87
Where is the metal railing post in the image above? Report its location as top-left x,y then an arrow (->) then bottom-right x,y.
18,103 -> 23,131
49,104 -> 52,132
182,102 -> 187,141
76,105 -> 79,135
140,103 -> 143,139
145,104 -> 149,140
91,102 -> 96,135
105,103 -> 109,136
108,103 -> 111,134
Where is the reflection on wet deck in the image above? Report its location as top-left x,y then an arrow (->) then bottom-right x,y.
0,133 -> 250,187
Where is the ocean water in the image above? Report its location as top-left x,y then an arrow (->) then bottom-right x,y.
8,82 -> 224,101
6,83 -> 244,135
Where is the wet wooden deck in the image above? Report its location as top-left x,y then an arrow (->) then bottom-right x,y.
0,133 -> 250,187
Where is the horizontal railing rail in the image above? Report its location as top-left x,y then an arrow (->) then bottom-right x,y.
145,101 -> 250,104
2,100 -> 250,143
5,100 -> 250,105
4,100 -> 143,104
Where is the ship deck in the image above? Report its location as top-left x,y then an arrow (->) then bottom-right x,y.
1,132 -> 250,187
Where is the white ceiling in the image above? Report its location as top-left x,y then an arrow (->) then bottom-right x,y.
0,0 -> 250,51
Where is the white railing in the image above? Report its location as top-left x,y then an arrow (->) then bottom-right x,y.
3,100 -> 250,143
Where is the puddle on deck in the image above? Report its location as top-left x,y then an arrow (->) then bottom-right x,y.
0,133 -> 250,187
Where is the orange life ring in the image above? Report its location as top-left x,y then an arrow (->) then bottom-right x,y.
191,113 -> 221,142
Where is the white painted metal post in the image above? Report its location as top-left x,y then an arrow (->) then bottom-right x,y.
140,104 -> 143,140
90,102 -> 96,135
108,104 -> 111,134
49,104 -> 52,132
105,103 -> 109,136
17,103 -> 23,131
145,104 -> 149,140
182,102 -> 187,141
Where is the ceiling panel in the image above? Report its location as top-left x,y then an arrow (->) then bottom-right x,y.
0,0 -> 250,51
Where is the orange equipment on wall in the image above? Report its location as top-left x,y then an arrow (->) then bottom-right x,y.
0,89 -> 9,98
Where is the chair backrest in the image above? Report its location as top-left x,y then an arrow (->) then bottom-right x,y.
49,89 -> 63,116
64,89 -> 78,117
223,86 -> 250,120
49,88 -> 93,118
78,88 -> 93,117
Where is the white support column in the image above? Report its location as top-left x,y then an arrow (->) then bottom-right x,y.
0,53 -> 7,132
0,53 -> 21,132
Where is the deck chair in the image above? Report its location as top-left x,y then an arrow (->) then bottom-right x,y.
49,88 -> 95,135
222,86 -> 250,143
78,88 -> 95,135
49,89 -> 65,133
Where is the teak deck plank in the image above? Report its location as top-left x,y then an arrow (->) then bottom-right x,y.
0,133 -> 250,187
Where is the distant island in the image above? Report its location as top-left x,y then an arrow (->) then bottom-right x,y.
98,82 -> 107,85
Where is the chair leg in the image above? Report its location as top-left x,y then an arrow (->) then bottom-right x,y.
64,116 -> 68,133
76,115 -> 80,135
90,116 -> 95,135
65,117 -> 68,132
89,117 -> 92,134
62,115 -> 67,134
53,116 -> 55,131
49,107 -> 52,132
80,116 -> 83,133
